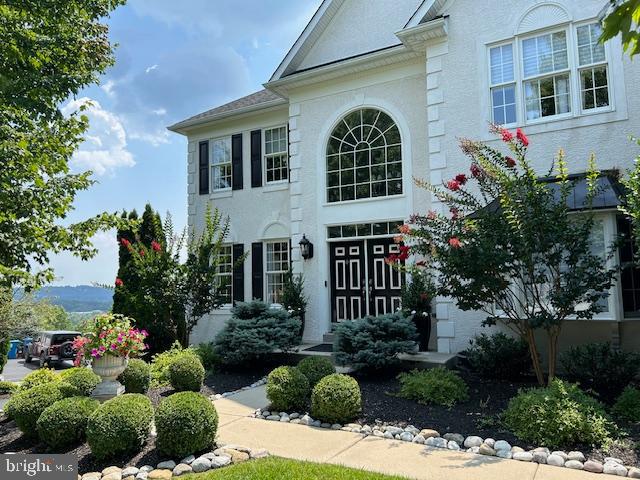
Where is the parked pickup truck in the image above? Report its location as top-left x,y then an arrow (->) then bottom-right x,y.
24,331 -> 80,368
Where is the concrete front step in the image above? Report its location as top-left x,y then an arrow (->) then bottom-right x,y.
322,332 -> 335,344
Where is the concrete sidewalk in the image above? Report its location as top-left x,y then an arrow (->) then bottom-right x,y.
214,386 -> 622,480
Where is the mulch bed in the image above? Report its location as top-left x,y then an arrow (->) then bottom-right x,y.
353,367 -> 639,467
0,367 -> 273,472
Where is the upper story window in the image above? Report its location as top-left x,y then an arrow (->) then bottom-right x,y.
211,137 -> 232,191
489,21 -> 611,126
326,108 -> 402,203
264,126 -> 288,183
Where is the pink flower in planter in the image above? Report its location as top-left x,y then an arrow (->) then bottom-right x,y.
91,348 -> 99,358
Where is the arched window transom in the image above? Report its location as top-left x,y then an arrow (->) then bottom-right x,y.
326,108 -> 402,203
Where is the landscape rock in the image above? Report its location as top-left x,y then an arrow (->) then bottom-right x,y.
103,467 -> 122,476
496,450 -> 512,459
386,426 -> 403,436
464,436 -> 483,448
191,458 -> 212,473
405,425 -> 420,435
211,456 -> 232,468
299,415 -> 312,426
603,462 -> 628,477
290,419 -> 301,424
412,435 -> 425,444
225,449 -> 250,463
140,466 -> 154,473
432,437 -> 448,448
511,446 -> 524,454
311,420 -> 322,427
156,461 -> 175,471
420,429 -> 440,439
513,452 -> 533,462
484,438 -> 495,448
467,447 -> 480,454
280,416 -> 290,423
122,467 -> 139,477
532,451 -> 548,464
172,464 -> 192,477
552,451 -> 568,461
289,412 -> 299,419
443,433 -> 464,444
384,431 -> 394,439
567,451 -> 585,462
102,473 -> 121,480
565,460 -> 584,470
135,473 -> 148,480
400,432 -> 414,442
583,460 -> 604,473
478,443 -> 496,456
266,415 -> 280,421
361,425 -> 372,434
546,455 -> 565,467
447,441 -> 460,451
250,449 -> 269,459
628,467 -> 640,479
321,423 -> 331,429
147,471 -> 171,480
82,473 -> 101,480
493,440 -> 511,452
373,430 -> 384,437
605,457 -> 623,465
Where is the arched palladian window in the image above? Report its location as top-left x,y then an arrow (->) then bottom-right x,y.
326,108 -> 402,203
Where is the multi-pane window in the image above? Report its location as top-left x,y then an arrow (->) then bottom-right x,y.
577,23 -> 610,111
264,126 -> 288,183
489,44 -> 517,125
488,22 -> 611,125
215,245 -> 233,304
211,137 -> 232,190
326,108 -> 402,203
266,241 -> 289,304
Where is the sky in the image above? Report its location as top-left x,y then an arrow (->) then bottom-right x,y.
48,0 -> 319,286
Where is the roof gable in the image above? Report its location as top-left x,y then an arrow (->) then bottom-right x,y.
270,0 -> 423,80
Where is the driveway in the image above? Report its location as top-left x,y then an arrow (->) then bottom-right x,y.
1,358 -> 73,382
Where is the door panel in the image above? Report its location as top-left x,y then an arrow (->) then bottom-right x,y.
330,241 -> 365,322
367,238 -> 405,316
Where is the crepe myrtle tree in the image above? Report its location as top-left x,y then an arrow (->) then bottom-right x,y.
397,126 -> 618,385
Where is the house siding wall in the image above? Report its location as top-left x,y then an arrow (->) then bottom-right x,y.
429,0 -> 640,354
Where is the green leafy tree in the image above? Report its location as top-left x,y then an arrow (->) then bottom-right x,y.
0,0 -> 126,289
402,126 -> 618,385
112,209 -> 139,313
281,270 -> 308,337
600,0 -> 640,57
620,138 -> 640,253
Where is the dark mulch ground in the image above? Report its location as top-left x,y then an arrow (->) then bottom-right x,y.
352,367 -> 640,467
0,367 -> 273,472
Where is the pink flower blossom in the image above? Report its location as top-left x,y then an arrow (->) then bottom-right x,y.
449,237 -> 462,248
505,156 -> 517,167
455,174 -> 468,185
516,128 -> 529,147
501,128 -> 514,142
446,180 -> 461,191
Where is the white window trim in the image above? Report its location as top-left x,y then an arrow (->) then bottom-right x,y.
486,19 -> 616,130
210,136 -> 232,192
262,125 -> 289,186
264,239 -> 290,306
215,244 -> 233,308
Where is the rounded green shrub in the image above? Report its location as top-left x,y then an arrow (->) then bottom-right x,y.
59,367 -> 100,396
10,383 -> 65,438
37,397 -> 100,450
19,368 -> 60,391
612,386 -> 640,422
118,359 -> 151,394
311,374 -> 361,424
463,333 -> 531,380
297,357 -> 336,387
397,368 -> 469,408
155,391 -> 218,458
169,353 -> 205,392
86,394 -> 153,459
0,380 -> 18,394
504,379 -> 616,448
266,366 -> 310,412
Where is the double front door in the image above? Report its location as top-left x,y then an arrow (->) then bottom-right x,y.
329,238 -> 405,322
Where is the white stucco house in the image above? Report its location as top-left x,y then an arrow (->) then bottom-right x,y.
169,0 -> 640,356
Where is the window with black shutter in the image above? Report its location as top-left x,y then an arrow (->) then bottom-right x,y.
198,140 -> 209,195
251,130 -> 262,188
251,242 -> 264,300
232,134 -> 243,190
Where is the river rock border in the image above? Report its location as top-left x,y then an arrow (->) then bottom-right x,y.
209,377 -> 267,400
253,409 -> 640,478
79,444 -> 269,480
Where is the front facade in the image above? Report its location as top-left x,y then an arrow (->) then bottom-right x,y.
169,0 -> 640,355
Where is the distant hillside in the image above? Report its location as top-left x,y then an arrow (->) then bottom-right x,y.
31,285 -> 113,312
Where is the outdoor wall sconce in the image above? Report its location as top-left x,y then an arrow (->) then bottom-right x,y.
299,234 -> 314,260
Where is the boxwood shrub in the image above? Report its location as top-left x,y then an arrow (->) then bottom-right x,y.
334,313 -> 417,371
266,366 -> 310,412
504,379 -> 616,448
311,374 -> 361,424
297,357 -> 335,388
59,367 -> 100,396
397,368 -> 469,408
612,386 -> 640,422
19,368 -> 60,391
0,380 -> 18,394
169,353 -> 205,392
155,391 -> 218,458
214,301 -> 302,365
118,359 -> 151,394
9,383 -> 65,438
462,333 -> 531,380
37,397 -> 100,450
86,394 -> 153,459
150,341 -> 196,388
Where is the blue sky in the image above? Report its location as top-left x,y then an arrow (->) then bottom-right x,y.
50,0 -> 319,286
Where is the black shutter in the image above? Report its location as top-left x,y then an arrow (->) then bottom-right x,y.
198,141 -> 209,195
232,244 -> 244,304
287,123 -> 291,183
250,129 -> 262,188
231,133 -> 243,190
251,242 -> 264,300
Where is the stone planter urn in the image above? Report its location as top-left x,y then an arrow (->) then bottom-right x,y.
91,355 -> 128,402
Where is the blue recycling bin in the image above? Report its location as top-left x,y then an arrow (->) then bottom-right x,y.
8,340 -> 20,359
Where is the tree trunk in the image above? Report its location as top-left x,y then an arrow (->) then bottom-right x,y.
547,328 -> 560,384
526,327 -> 545,385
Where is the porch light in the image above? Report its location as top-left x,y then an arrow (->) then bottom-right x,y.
299,234 -> 314,260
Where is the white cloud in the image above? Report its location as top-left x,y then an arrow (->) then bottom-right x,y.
151,108 -> 166,116
145,64 -> 158,74
62,98 -> 135,176
101,79 -> 116,97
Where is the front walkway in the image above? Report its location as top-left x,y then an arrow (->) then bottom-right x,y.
214,386 -> 621,480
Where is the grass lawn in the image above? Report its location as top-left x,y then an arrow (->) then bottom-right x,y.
183,457 -> 408,479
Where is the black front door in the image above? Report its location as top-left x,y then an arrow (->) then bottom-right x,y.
329,239 -> 405,322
